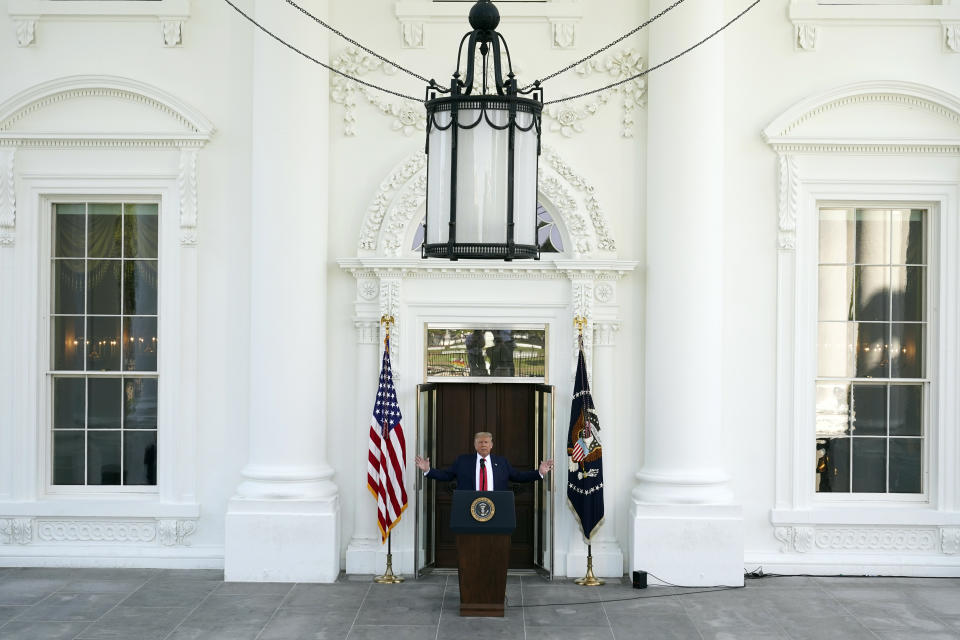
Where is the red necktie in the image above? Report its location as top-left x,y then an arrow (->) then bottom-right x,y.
479,458 -> 487,491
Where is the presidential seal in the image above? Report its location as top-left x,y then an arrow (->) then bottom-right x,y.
470,496 -> 495,522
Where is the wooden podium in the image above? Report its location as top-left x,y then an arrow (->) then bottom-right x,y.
450,490 -> 516,617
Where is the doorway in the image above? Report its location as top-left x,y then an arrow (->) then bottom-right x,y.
415,383 -> 554,576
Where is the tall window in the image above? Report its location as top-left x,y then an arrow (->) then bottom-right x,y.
50,201 -> 159,488
816,207 -> 927,494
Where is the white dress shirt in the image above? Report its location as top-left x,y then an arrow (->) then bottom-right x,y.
476,453 -> 494,491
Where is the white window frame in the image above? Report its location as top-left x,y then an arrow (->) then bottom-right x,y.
42,194 -> 163,496
764,82 -> 960,549
811,198 -> 938,505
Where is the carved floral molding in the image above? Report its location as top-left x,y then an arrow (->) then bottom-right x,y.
546,48 -> 647,139
774,525 -> 960,555
1,517 -> 198,546
329,45 -> 645,139
0,147 -> 14,247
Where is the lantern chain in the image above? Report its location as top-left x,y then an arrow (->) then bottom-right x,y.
284,0 -> 433,85
521,0 -> 687,91
221,0 -> 424,102
543,0 -> 761,106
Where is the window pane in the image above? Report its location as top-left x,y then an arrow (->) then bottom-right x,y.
854,266 -> 889,321
889,384 -> 922,436
816,437 -> 849,492
854,322 -> 888,378
87,260 -> 121,315
53,259 -> 85,314
53,317 -> 85,371
818,208 -> 854,264
851,384 -> 886,436
124,378 -> 157,429
123,317 -> 158,372
124,261 -> 158,316
87,431 -> 121,485
88,377 -> 121,429
816,382 -> 850,437
890,323 -> 923,379
852,438 -> 886,492
54,204 -> 86,257
87,204 -> 122,258
889,438 -> 922,493
124,204 -> 159,259
53,378 -> 85,429
818,266 -> 853,321
53,431 -> 85,485
87,316 -> 121,371
124,431 -> 157,485
855,209 -> 890,264
891,209 -> 925,265
817,322 -> 855,378
891,266 -> 924,322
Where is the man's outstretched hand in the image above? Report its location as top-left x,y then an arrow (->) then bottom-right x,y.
414,455 -> 431,472
538,459 -> 554,476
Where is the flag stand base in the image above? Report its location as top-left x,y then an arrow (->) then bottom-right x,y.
574,544 -> 604,587
374,533 -> 404,584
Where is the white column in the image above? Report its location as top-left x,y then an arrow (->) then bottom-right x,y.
632,0 -> 743,586
224,0 -> 339,582
345,318 -> 385,574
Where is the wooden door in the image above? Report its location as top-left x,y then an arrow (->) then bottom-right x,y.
433,383 -> 537,569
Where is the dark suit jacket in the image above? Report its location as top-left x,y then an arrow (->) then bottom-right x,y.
426,453 -> 541,490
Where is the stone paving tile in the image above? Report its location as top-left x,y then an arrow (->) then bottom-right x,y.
438,611 -> 526,639
608,612 -> 703,640
59,576 -> 152,594
0,606 -> 27,624
284,583 -> 370,609
911,587 -> 960,615
257,608 -> 357,640
166,621 -> 272,640
526,627 -> 616,640
0,577 -> 72,605
347,625 -> 438,640
179,594 -> 285,627
523,600 -> 609,627
844,600 -> 953,633
0,620 -> 93,640
355,595 -> 443,626
872,632 -> 960,640
214,581 -> 294,596
122,578 -> 221,607
776,614 -> 877,640
13,592 -> 126,622
76,605 -> 192,640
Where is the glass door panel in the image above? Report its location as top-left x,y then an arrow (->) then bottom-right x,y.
533,384 -> 554,578
415,383 -> 438,578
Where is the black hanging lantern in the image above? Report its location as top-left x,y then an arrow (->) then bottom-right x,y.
423,0 -> 543,260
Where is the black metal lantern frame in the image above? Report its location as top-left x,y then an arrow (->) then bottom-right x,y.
423,0 -> 543,261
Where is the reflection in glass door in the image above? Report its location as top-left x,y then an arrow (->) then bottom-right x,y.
533,384 -> 555,578
414,383 -> 438,578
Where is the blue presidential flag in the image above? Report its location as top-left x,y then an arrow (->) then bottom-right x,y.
566,340 -> 604,540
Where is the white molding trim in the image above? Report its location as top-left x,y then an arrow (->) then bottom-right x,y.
787,1 -> 960,52
0,147 -> 14,247
763,80 -> 960,150
356,145 -> 617,259
0,75 -> 215,143
7,0 -> 190,48
394,0 -> 582,48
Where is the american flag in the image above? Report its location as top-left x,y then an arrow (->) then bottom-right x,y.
367,336 -> 408,542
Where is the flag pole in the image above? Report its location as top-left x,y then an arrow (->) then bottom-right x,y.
571,316 -> 604,587
374,315 -> 404,584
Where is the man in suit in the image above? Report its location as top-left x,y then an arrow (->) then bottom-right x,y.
414,431 -> 554,490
